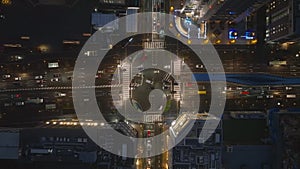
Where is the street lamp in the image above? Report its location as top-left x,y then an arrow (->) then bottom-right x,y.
1,0 -> 11,5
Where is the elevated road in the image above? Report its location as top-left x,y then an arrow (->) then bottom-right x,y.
193,73 -> 300,86
0,84 -> 122,93
1,73 -> 300,94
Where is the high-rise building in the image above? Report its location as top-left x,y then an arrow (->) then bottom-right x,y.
171,115 -> 222,169
265,0 -> 300,42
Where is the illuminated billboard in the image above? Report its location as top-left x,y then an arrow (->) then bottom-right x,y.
228,29 -> 238,39
48,62 -> 59,68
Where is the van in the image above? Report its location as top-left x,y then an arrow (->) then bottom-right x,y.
145,79 -> 153,85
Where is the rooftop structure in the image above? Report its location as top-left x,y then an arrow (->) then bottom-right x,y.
172,114 -> 222,169
0,129 -> 20,160
268,108 -> 300,169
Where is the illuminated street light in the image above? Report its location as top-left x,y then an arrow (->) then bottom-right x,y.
203,39 -> 209,44
250,39 -> 258,44
38,44 -> 50,53
215,39 -> 221,44
229,39 -> 236,44
136,159 -> 140,165
1,0 -> 12,5
170,6 -> 174,12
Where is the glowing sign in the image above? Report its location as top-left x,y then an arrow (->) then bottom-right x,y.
245,31 -> 255,40
48,62 -> 59,68
228,29 -> 238,39
1,0 -> 11,5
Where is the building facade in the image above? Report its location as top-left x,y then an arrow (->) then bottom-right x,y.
172,116 -> 222,169
265,0 -> 300,42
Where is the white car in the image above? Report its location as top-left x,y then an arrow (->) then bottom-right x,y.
15,102 -> 25,106
51,78 -> 59,82
196,64 -> 204,69
56,92 -> 66,97
35,75 -> 43,79
2,74 -> 11,79
14,77 -> 22,81
145,79 -> 153,85
164,65 -> 171,69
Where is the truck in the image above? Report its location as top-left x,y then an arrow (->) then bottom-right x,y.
45,104 -> 56,110
30,148 -> 53,154
286,94 -> 296,98
269,60 -> 287,66
198,90 -> 207,95
26,98 -> 44,104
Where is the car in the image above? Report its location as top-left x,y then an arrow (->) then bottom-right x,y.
4,103 -> 13,107
196,64 -> 204,69
0,14 -> 5,20
100,26 -> 114,33
147,142 -> 151,150
51,78 -> 59,82
15,102 -> 25,106
13,82 -> 21,86
55,92 -> 66,97
257,95 -> 263,99
122,38 -> 134,48
34,75 -> 43,79
162,85 -> 169,90
147,158 -> 151,165
164,65 -> 171,69
38,84 -> 46,87
226,146 -> 233,152
14,77 -> 22,81
2,74 -> 11,79
11,94 -> 21,99
285,86 -> 292,90
36,79 -> 45,84
53,73 -> 61,78
145,79 -> 153,85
